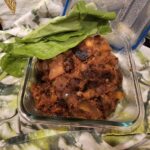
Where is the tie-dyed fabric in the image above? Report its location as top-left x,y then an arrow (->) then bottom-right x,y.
0,0 -> 150,149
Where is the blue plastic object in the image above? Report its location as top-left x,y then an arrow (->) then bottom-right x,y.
62,0 -> 70,16
132,25 -> 150,50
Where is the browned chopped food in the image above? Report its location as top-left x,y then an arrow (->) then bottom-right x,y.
31,35 -> 123,120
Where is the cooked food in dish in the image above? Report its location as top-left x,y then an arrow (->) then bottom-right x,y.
31,35 -> 123,120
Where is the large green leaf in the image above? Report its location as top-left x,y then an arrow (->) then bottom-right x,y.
0,0 -> 116,77
0,54 -> 28,77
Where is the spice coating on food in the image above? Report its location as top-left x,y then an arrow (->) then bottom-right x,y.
31,35 -> 123,120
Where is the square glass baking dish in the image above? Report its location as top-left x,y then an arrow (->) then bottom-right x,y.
18,36 -> 144,132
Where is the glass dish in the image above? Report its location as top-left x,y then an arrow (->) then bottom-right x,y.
18,36 -> 144,132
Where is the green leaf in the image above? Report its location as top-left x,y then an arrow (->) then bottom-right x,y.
0,72 -> 8,81
23,14 -> 81,42
47,30 -> 84,42
0,43 -> 5,51
22,0 -> 115,43
10,21 -> 98,59
0,54 -> 28,77
98,24 -> 112,35
0,42 -> 14,52
0,0 -> 116,77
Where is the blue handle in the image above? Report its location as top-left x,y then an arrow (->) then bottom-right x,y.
62,0 -> 70,16
132,25 -> 150,50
